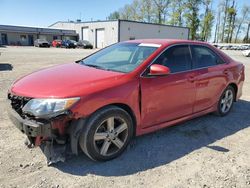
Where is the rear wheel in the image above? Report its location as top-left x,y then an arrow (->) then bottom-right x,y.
79,106 -> 133,161
216,86 -> 235,116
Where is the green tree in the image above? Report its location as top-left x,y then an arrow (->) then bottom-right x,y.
214,2 -> 224,43
185,0 -> 202,40
234,5 -> 250,42
221,0 -> 230,42
169,1 -> 186,26
140,0 -> 154,22
243,22 -> 250,43
107,11 -> 120,20
130,0 -> 144,21
225,0 -> 237,43
153,0 -> 171,24
200,0 -> 214,41
119,4 -> 133,20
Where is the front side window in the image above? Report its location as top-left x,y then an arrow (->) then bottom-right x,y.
191,46 -> 224,69
80,43 -> 159,73
154,45 -> 192,73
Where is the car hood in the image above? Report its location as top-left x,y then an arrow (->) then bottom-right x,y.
10,63 -> 125,98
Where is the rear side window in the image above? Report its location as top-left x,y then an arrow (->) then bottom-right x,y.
191,46 -> 224,69
154,45 -> 192,73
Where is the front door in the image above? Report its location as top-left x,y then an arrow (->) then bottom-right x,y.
82,27 -> 89,41
1,33 -> 8,45
140,45 -> 197,128
28,35 -> 34,45
96,28 -> 105,48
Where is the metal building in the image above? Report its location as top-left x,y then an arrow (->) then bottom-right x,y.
0,25 -> 78,46
49,20 -> 189,48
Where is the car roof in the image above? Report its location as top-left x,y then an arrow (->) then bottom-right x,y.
125,39 -> 209,47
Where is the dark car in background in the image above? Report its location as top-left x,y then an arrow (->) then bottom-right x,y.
52,39 -> 62,47
61,40 -> 77,49
77,40 -> 93,49
34,39 -> 50,48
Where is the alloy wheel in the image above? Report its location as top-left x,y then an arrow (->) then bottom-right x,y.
93,117 -> 128,156
220,89 -> 234,114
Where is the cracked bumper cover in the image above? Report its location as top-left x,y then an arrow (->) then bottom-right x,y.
7,103 -> 86,165
7,105 -> 52,137
7,105 -> 69,165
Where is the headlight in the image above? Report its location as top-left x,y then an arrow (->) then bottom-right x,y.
22,97 -> 80,118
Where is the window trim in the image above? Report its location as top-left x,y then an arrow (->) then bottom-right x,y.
154,44 -> 193,74
141,43 -> 193,77
141,43 -> 227,77
190,44 -> 226,69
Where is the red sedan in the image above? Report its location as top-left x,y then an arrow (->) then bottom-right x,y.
7,39 -> 244,164
51,39 -> 62,47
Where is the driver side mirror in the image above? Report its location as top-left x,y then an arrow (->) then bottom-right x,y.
148,64 -> 170,76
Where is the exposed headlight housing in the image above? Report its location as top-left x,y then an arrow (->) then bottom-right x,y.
22,97 -> 80,118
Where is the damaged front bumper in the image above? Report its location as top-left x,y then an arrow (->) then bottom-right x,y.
7,103 -> 73,165
7,106 -> 52,137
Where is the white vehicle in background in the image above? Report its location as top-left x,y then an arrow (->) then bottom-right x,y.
242,50 -> 250,57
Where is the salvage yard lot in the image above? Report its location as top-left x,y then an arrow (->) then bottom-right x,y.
0,46 -> 250,188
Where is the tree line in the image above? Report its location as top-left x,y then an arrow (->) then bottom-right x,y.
107,0 -> 250,43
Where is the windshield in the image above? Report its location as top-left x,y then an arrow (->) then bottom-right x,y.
80,43 -> 159,73
82,40 -> 91,45
38,39 -> 47,42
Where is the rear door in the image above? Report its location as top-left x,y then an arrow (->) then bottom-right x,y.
190,45 -> 227,113
140,45 -> 197,128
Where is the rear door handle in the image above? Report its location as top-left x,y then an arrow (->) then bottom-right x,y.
223,69 -> 229,75
187,75 -> 196,83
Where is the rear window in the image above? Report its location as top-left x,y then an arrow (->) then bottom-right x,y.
191,46 -> 224,68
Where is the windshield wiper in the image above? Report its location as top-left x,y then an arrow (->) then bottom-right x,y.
82,62 -> 112,71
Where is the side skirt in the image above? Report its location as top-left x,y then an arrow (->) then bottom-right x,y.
136,105 -> 217,136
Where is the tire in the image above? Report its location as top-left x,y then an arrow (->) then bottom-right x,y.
79,106 -> 134,161
215,85 -> 235,116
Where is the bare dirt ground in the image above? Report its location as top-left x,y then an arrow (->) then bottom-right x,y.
0,46 -> 250,188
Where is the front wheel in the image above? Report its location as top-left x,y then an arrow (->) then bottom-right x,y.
215,86 -> 235,116
79,106 -> 134,161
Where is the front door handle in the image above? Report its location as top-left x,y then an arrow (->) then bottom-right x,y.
187,75 -> 196,82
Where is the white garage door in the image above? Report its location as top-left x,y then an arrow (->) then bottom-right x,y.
96,28 -> 105,48
82,27 -> 89,40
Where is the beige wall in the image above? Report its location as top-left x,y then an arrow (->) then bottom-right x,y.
50,21 -> 119,48
50,20 -> 189,48
4,33 -> 37,46
119,21 -> 189,41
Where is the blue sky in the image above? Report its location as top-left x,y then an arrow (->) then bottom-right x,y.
0,0 -> 134,27
0,0 -> 248,28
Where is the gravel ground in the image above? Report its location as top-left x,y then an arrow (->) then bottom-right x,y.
0,46 -> 250,188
